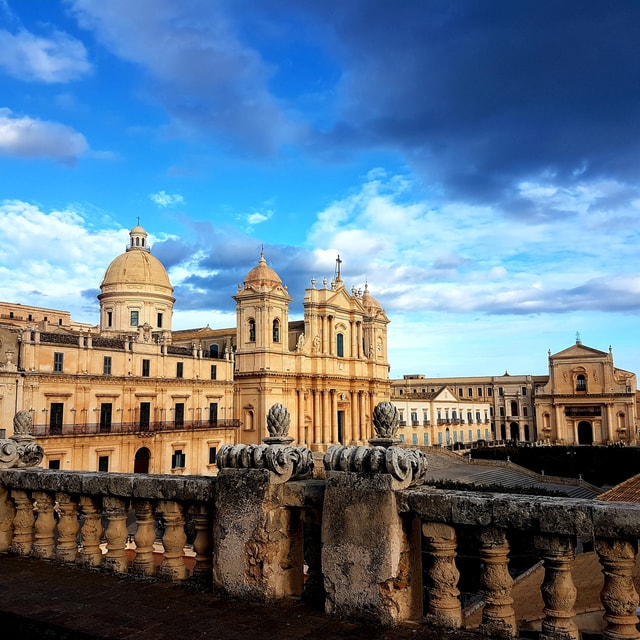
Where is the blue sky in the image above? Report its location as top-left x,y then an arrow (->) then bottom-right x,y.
1,0 -> 640,378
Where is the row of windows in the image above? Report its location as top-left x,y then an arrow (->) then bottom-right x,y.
398,428 -> 491,446
398,386 -> 534,398
45,401 -> 221,433
53,354 -> 217,380
48,447 -> 218,473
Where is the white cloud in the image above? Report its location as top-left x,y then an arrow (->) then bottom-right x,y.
0,28 -> 91,83
149,190 -> 184,207
0,200 -> 127,321
247,210 -> 272,225
0,108 -> 88,161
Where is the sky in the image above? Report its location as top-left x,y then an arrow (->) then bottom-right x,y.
1,0 -> 640,379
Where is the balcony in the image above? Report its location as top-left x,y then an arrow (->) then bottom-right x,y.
1,463 -> 639,640
32,419 -> 242,437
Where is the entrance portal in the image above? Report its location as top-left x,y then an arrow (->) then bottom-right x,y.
134,447 -> 151,473
509,422 -> 519,441
577,421 -> 593,445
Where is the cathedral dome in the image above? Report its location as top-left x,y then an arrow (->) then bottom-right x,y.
243,252 -> 282,289
98,225 -> 175,334
101,226 -> 172,292
361,283 -> 383,312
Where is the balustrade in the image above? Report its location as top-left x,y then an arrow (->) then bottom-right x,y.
1,468 -> 640,639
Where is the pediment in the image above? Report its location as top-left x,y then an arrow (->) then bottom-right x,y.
551,343 -> 608,360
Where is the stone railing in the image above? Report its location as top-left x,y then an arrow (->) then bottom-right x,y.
1,468 -> 640,638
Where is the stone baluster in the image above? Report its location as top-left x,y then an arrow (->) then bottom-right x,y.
32,490 -> 56,560
77,495 -> 104,567
103,496 -> 129,573
534,534 -> 579,640
132,499 -> 156,576
422,522 -> 462,629
595,537 -> 640,640
477,526 -> 517,639
10,489 -> 35,555
0,483 -> 16,552
188,503 -> 212,585
157,500 -> 187,581
55,492 -> 79,563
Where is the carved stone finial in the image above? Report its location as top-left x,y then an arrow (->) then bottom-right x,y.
13,411 -> 34,438
264,404 -> 294,445
0,411 -> 44,469
369,401 -> 400,447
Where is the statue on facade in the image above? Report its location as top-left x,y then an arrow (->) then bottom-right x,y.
0,411 -> 44,469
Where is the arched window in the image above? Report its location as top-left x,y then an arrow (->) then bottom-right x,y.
510,401 -> 518,416
272,319 -> 280,342
576,374 -> 587,392
248,319 -> 256,342
210,344 -> 219,358
336,333 -> 344,357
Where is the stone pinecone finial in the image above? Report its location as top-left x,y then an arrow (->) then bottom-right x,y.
264,403 -> 294,445
370,401 -> 400,447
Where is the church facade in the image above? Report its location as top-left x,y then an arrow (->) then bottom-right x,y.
0,226 -> 390,474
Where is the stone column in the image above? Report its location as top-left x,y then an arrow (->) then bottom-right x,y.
359,391 -> 366,442
32,490 -> 56,560
158,500 -> 188,581
322,472 -> 423,625
477,527 -> 516,638
331,390 -> 338,443
423,522 -> 462,629
535,534 -> 579,640
0,483 -> 15,552
77,495 -> 103,567
132,499 -> 156,576
322,390 -> 330,445
213,468 -> 304,601
55,492 -> 79,563
313,390 -> 322,449
595,537 -> 640,640
350,391 -> 359,445
103,496 -> 129,573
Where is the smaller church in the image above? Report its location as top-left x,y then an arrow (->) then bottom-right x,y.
534,338 -> 637,445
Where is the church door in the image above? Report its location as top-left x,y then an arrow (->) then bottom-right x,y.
134,447 -> 151,473
578,421 -> 593,445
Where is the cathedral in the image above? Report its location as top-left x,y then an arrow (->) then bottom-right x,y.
0,226 -> 391,474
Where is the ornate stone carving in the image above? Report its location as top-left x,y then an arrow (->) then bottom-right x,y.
370,401 -> 400,446
264,403 -> 294,445
216,404 -> 314,483
0,411 -> 44,469
217,442 -> 314,483
323,444 -> 428,489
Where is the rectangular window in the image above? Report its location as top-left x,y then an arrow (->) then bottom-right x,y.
99,403 -> 112,433
50,402 -> 64,435
500,407 -> 505,417
499,387 -> 504,396
130,310 -> 139,326
488,388 -> 493,397
107,311 -> 113,327
399,434 -> 405,443
176,362 -> 183,378
468,430 -> 472,441
412,433 -> 418,445
478,388 -> 483,396
522,387 -> 527,396
171,449 -> 186,469
142,359 -> 150,377
423,433 -> 429,446
458,387 -> 463,397
210,365 -> 217,380
523,407 -> 528,417
209,447 -> 217,465
175,403 -> 184,428
139,402 -> 150,431
468,387 -> 472,397
98,456 -> 109,472
209,402 -> 218,425
53,352 -> 64,373
48,459 -> 61,470
157,312 -> 163,328
103,356 -> 112,375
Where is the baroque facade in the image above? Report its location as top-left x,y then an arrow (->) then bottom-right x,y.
0,226 -> 390,473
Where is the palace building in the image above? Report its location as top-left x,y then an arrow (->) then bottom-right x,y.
0,226 -> 391,474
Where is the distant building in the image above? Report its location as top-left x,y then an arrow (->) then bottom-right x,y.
391,338 -> 639,447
